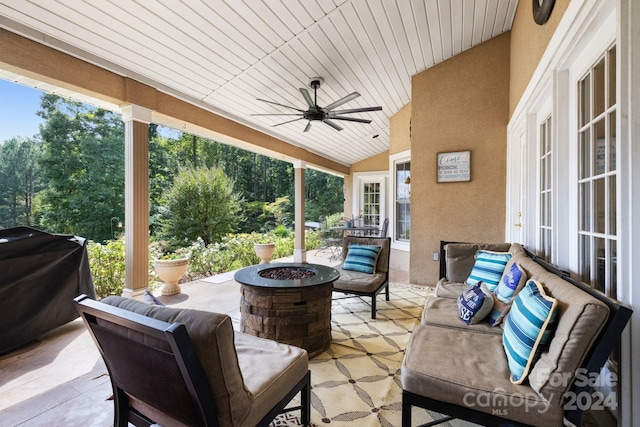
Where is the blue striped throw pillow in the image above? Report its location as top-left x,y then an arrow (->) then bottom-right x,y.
466,250 -> 512,292
342,244 -> 382,274
502,279 -> 558,384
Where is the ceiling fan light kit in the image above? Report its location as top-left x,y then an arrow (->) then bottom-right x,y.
253,77 -> 382,132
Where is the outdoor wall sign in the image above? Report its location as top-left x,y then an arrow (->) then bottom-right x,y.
437,151 -> 471,182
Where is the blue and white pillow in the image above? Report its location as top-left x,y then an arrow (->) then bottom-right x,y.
466,251 -> 512,292
342,244 -> 382,274
457,282 -> 494,325
503,279 -> 558,384
142,289 -> 165,306
487,260 -> 527,326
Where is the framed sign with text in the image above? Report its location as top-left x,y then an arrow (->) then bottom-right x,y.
437,151 -> 471,182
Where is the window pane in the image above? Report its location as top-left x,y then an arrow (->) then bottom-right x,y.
593,58 -> 605,118
396,162 -> 410,200
580,182 -> 591,232
608,46 -> 616,108
609,241 -> 617,299
594,118 -> 606,175
609,175 -> 617,235
396,202 -> 410,240
609,111 -> 616,172
579,74 -> 591,127
595,238 -> 606,293
580,235 -> 591,283
594,178 -> 605,234
579,129 -> 591,179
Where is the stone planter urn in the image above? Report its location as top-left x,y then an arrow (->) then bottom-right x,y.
253,243 -> 276,264
154,258 -> 189,295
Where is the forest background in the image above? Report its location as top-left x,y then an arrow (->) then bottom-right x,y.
0,93 -> 344,296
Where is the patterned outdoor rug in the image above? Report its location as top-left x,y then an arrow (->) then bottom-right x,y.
271,283 -> 452,427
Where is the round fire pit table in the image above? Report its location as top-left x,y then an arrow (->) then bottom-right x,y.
234,262 -> 340,358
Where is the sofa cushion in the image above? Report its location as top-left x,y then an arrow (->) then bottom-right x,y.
422,296 -> 502,335
466,250 -> 512,291
487,260 -> 527,326
402,324 -> 563,425
342,244 -> 381,274
457,282 -> 493,324
502,280 -> 558,384
434,279 -> 466,299
101,296 -> 252,426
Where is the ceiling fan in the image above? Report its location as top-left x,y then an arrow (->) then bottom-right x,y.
253,77 -> 382,132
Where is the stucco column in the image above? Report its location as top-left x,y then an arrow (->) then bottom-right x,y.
120,105 -> 151,299
293,160 -> 306,263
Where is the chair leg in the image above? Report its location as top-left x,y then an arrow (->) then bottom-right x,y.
385,282 -> 390,301
301,372 -> 311,426
371,294 -> 377,319
402,393 -> 412,427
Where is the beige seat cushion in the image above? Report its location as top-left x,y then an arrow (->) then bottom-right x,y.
333,268 -> 386,293
402,324 -> 563,426
421,295 -> 502,335
434,279 -> 466,299
235,333 -> 309,427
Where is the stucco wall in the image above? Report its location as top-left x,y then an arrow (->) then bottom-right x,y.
409,32 -> 511,285
390,102 -> 412,155
509,0 -> 570,116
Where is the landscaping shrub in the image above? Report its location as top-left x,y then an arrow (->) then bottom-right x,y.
88,230 -> 323,298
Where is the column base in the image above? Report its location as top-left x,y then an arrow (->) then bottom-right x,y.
293,248 -> 307,263
121,287 -> 148,300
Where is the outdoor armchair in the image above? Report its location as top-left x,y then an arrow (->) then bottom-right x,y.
75,295 -> 310,427
332,236 -> 391,319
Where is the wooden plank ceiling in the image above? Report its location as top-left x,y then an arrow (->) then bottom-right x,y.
0,0 -> 517,166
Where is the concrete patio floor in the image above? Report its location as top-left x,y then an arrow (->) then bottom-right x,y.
0,250 -> 410,426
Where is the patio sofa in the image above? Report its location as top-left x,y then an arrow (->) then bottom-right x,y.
401,241 -> 632,426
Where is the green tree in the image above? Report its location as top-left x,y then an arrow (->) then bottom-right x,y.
160,166 -> 242,246
0,137 -> 42,227
36,94 -> 124,242
305,169 -> 344,221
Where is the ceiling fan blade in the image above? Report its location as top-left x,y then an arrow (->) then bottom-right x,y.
304,121 -> 312,132
324,92 -> 360,110
322,119 -> 343,131
250,113 -> 303,116
272,117 -> 305,127
329,106 -> 382,115
299,88 -> 315,108
330,116 -> 372,124
256,98 -> 305,112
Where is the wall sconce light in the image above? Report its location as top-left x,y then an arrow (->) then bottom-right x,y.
404,176 -> 411,184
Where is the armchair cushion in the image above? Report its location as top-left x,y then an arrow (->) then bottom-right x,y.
235,333 -> 308,427
333,269 -> 387,293
342,244 -> 381,274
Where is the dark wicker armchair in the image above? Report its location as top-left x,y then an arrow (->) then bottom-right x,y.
75,295 -> 310,427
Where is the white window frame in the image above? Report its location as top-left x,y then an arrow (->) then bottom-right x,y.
389,150 -> 410,251
351,171 -> 387,226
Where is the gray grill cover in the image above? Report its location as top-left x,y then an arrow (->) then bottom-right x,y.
0,227 -> 95,354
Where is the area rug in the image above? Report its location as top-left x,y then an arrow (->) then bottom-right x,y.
271,283 -> 452,427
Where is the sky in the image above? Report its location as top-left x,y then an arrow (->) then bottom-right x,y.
0,79 -> 45,143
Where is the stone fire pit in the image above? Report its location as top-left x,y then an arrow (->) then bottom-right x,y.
234,263 -> 340,358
